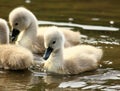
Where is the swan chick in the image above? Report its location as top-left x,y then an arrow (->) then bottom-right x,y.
0,18 -> 33,70
0,45 -> 34,70
0,18 -> 9,44
9,7 -> 81,54
43,27 -> 103,75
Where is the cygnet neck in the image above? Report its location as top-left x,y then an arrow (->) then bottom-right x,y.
25,13 -> 38,39
0,25 -> 9,44
46,47 -> 65,74
26,20 -> 38,39
50,47 -> 64,64
16,15 -> 38,49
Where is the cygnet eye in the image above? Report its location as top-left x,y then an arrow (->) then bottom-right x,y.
52,41 -> 56,44
15,23 -> 18,26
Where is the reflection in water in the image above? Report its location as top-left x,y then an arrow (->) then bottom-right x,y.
59,81 -> 86,88
0,70 -> 33,91
0,51 -> 120,91
29,68 -> 120,91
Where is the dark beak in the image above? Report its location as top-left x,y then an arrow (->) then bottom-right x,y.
43,47 -> 53,60
11,28 -> 20,42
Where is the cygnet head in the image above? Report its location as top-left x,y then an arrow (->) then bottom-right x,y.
43,27 -> 65,60
9,7 -> 37,41
0,18 -> 9,44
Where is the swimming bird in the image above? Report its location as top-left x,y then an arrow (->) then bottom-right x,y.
43,27 -> 103,75
0,18 -> 33,70
9,7 -> 81,55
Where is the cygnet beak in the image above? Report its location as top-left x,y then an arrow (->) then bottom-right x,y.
43,47 -> 53,60
11,28 -> 20,42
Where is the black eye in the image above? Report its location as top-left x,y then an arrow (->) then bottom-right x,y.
15,23 -> 18,26
52,41 -> 56,44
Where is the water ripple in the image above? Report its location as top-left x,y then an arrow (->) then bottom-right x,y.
81,34 -> 120,46
38,20 -> 119,31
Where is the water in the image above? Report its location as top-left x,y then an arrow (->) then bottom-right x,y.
0,0 -> 120,91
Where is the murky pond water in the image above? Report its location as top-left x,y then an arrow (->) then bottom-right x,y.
0,0 -> 120,91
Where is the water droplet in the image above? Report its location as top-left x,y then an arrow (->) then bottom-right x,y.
110,21 -> 114,24
91,18 -> 100,21
25,0 -> 31,3
68,18 -> 74,21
